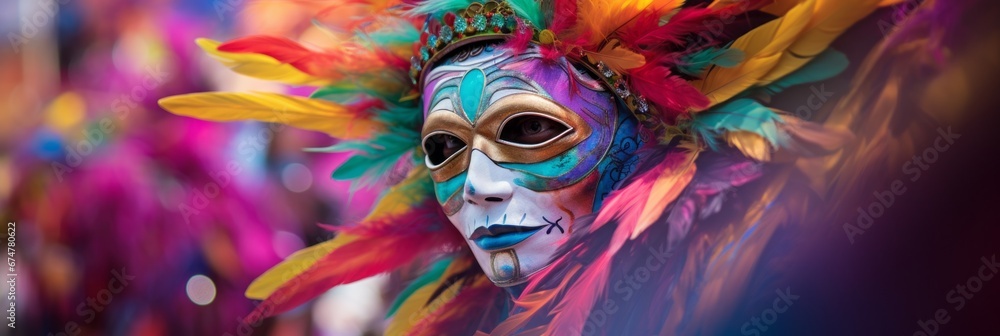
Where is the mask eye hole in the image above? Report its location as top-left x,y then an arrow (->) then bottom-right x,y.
423,132 -> 467,167
498,113 -> 572,148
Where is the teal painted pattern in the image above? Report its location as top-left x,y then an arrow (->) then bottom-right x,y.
500,148 -> 582,179
434,171 -> 467,204
459,69 -> 485,122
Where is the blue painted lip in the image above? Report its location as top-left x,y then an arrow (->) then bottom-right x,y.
470,225 -> 545,251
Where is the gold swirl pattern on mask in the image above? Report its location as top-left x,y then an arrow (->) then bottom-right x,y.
422,93 -> 592,182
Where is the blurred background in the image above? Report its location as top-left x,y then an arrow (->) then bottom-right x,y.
0,0 -> 395,335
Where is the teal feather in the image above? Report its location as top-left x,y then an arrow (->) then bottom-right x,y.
328,154 -> 374,180
691,49 -> 848,151
364,23 -> 420,47
690,98 -> 784,150
409,0 -> 544,27
761,49 -> 848,96
309,103 -> 421,185
385,257 -> 453,318
310,77 -> 419,110
677,47 -> 745,77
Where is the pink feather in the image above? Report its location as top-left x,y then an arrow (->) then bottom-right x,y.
543,253 -> 613,335
503,19 -> 535,54
592,148 -> 692,234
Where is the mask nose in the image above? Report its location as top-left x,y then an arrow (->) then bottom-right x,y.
465,150 -> 513,205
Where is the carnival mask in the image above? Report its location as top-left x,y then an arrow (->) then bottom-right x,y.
421,44 -> 642,286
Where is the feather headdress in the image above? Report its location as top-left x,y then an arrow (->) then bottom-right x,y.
159,0 -> 908,334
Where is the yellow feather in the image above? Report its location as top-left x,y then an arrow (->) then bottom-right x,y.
758,0 -> 801,16
197,38 -> 332,86
757,0 -> 889,85
692,0 -> 817,107
158,91 -> 380,140
365,167 -> 429,221
386,257 -> 471,336
633,145 -> 699,239
386,281 -> 461,336
245,235 -> 356,299
698,0 -> 903,103
726,131 -> 772,162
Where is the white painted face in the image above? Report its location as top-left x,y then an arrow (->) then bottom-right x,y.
455,149 -> 598,285
420,44 -> 638,285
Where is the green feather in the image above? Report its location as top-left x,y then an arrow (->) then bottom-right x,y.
506,0 -> 545,27
408,0 -> 476,17
690,98 -> 784,150
761,49 -> 848,96
386,257 -> 453,318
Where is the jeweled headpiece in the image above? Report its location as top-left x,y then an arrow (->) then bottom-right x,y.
410,0 -> 663,127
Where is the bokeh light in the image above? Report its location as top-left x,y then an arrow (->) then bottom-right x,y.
185,274 -> 217,306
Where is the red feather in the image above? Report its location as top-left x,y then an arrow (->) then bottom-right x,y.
218,35 -> 408,79
219,36 -> 342,76
628,56 -> 709,121
619,2 -> 768,52
616,9 -> 665,50
639,7 -> 719,49
548,0 -> 579,34
244,202 -> 462,322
